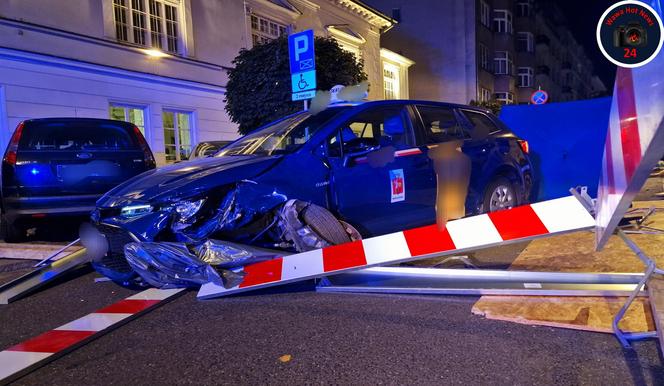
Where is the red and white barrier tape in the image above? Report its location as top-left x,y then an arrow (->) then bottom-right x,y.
199,195 -> 595,299
0,288 -> 184,383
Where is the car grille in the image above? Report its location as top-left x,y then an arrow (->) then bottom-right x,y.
95,224 -> 136,273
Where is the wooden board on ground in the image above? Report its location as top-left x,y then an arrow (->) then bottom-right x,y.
472,200 -> 664,334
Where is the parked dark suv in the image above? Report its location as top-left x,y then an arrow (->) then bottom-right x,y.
1,118 -> 156,242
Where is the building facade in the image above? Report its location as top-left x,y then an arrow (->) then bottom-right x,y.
367,0 -> 606,105
0,0 -> 411,165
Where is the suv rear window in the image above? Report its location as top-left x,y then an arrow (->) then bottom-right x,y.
19,121 -> 140,151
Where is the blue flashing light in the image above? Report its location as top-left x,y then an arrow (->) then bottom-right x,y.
30,168 -> 39,175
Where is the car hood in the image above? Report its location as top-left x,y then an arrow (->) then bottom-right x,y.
97,155 -> 282,207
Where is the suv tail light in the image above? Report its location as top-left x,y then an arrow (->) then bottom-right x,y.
517,139 -> 529,154
133,125 -> 156,169
3,121 -> 25,166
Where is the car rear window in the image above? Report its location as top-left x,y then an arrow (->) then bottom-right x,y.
19,121 -> 140,151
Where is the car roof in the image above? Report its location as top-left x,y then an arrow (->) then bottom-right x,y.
22,117 -> 135,126
356,99 -> 493,115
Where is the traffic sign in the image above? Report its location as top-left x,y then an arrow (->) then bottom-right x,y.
531,89 -> 548,105
288,30 -> 316,98
292,90 -> 316,101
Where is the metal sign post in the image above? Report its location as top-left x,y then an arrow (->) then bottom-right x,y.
288,30 -> 316,107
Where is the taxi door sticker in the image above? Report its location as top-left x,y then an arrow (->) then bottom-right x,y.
390,169 -> 405,203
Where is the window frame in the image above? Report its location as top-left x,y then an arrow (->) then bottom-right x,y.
478,43 -> 490,71
517,67 -> 534,88
494,92 -> 515,105
108,102 -> 150,142
493,51 -> 513,75
516,0 -> 532,17
516,31 -> 534,53
493,9 -> 513,34
479,87 -> 492,102
383,62 -> 401,100
112,0 -> 183,54
162,109 -> 195,163
250,13 -> 288,46
479,1 -> 491,28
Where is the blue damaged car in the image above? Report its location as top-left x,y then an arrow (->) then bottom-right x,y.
87,100 -> 533,281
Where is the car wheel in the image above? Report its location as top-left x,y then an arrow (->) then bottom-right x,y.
301,204 -> 352,245
1,214 -> 25,243
483,177 -> 517,213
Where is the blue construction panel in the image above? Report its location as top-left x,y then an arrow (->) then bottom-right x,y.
500,97 -> 611,201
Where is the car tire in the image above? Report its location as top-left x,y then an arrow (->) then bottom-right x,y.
301,204 -> 352,245
482,177 -> 517,213
1,214 -> 25,243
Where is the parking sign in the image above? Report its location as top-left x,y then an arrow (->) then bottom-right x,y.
288,30 -> 316,101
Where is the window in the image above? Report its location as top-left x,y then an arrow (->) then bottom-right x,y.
516,32 -> 534,52
328,106 -> 412,156
479,87 -> 491,102
383,63 -> 400,99
112,0 -> 181,54
478,43 -> 490,71
494,92 -> 514,105
493,10 -> 513,34
109,104 -> 146,136
461,110 -> 500,139
250,14 -> 287,45
517,67 -> 534,87
480,1 -> 491,28
222,109 -> 348,157
516,0 -> 532,17
336,40 -> 362,62
416,105 -> 466,144
163,111 -> 193,162
494,51 -> 513,75
19,121 -> 140,151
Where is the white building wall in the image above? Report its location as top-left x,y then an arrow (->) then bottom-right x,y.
0,48 -> 233,165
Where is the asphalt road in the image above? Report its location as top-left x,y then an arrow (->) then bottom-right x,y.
1,174 -> 663,384
1,268 -> 663,385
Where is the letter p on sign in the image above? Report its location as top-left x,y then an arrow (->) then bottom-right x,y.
294,36 -> 308,61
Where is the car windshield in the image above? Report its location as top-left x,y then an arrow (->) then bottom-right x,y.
218,107 -> 348,156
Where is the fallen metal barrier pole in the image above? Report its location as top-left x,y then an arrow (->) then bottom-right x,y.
0,288 -> 185,385
316,266 -> 645,297
0,248 -> 90,304
32,238 -> 81,268
612,230 -> 664,348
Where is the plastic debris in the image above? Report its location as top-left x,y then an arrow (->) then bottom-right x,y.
191,239 -> 277,269
124,242 -> 223,289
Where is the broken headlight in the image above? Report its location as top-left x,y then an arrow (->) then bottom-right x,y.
120,204 -> 153,218
174,198 -> 206,223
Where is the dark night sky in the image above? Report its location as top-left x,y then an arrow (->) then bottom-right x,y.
555,0 -> 619,90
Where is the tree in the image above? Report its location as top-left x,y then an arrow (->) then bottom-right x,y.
225,36 -> 368,135
469,99 -> 503,115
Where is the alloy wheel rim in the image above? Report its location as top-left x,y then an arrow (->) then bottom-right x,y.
489,185 -> 515,211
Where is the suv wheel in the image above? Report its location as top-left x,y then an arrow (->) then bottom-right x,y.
1,214 -> 25,243
483,177 -> 517,212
